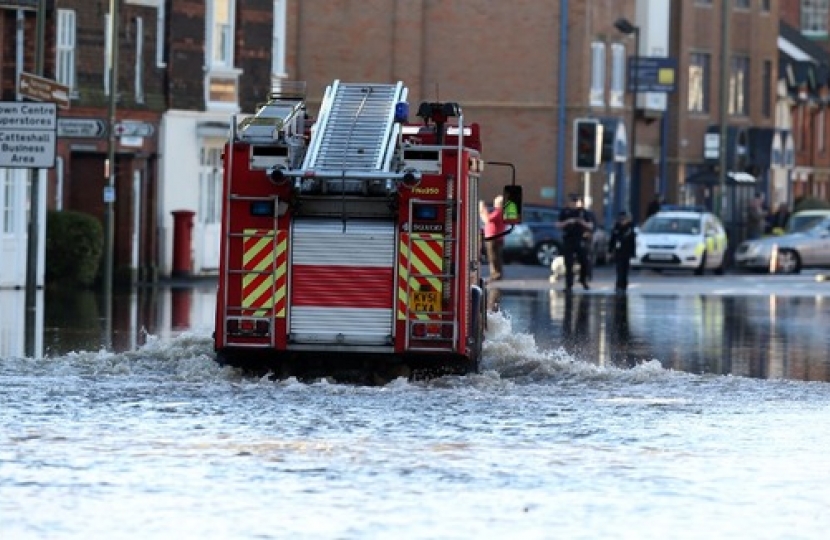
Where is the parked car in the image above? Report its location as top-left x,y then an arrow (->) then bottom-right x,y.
735,215 -> 830,274
784,209 -> 830,234
631,209 -> 727,275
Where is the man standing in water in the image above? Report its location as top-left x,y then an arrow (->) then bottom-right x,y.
556,194 -> 593,292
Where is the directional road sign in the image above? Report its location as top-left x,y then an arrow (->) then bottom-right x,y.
57,118 -> 108,138
18,72 -> 70,109
0,101 -> 57,168
114,121 -> 155,138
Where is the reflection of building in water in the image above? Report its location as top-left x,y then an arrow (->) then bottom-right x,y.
627,294 -> 728,374
628,294 -> 830,381
0,290 -> 43,359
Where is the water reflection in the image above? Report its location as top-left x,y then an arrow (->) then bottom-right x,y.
3,282 -> 830,382
0,283 -> 217,359
499,290 -> 830,382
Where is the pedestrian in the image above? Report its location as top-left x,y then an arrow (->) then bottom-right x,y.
747,193 -> 767,240
608,211 -> 637,293
556,194 -> 593,292
479,195 -> 506,282
645,193 -> 663,221
770,202 -> 790,235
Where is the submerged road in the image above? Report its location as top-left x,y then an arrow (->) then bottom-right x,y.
489,262 -> 830,297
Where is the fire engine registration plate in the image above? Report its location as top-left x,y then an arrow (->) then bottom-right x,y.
410,290 -> 440,312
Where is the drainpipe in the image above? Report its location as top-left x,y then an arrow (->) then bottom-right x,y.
556,0 -> 569,207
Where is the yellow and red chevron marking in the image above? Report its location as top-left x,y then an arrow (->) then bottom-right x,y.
241,229 -> 287,318
397,233 -> 444,320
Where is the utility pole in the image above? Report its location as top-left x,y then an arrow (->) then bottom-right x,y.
103,0 -> 120,344
717,0 -> 730,219
24,0 -> 47,357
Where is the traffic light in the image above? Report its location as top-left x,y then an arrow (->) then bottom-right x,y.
573,118 -> 603,171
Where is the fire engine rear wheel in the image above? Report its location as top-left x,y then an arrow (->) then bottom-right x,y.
469,286 -> 485,372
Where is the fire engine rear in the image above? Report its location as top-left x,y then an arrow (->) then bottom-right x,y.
213,80 -> 521,381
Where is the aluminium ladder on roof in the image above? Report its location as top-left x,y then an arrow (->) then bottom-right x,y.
303,80 -> 407,173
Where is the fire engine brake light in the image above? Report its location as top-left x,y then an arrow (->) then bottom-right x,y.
441,324 -> 453,339
412,323 -> 426,338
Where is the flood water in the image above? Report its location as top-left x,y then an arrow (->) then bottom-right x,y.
2,284 -> 830,538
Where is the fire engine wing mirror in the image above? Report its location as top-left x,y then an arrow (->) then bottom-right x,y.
502,185 -> 523,225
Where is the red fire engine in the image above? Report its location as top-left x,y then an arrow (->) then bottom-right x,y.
213,80 -> 522,381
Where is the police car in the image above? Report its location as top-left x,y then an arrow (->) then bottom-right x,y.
631,207 -> 727,275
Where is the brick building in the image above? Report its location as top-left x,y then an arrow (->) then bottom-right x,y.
779,0 -> 830,203
1,0 -> 816,286
0,0 -> 279,285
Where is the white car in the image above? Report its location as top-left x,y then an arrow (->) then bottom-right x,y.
631,210 -> 727,275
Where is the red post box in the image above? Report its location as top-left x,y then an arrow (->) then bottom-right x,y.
171,210 -> 195,278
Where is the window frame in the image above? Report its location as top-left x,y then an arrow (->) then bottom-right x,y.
56,9 -> 76,93
688,51 -> 711,114
802,0 -> 830,37
609,43 -> 625,109
589,41 -> 606,107
272,0 -> 287,80
729,54 -> 750,117
205,0 -> 241,112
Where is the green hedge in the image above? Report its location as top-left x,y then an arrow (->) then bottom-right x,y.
793,196 -> 830,213
45,210 -> 104,288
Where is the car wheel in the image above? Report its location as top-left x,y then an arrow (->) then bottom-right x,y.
694,252 -> 707,276
535,242 -> 559,267
777,249 -> 801,274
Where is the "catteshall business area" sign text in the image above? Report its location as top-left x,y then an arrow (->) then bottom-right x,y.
0,102 -> 57,168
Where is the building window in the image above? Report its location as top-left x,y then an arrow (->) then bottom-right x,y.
735,0 -> 750,8
156,1 -> 166,67
688,52 -> 710,113
56,10 -> 76,92
590,41 -> 605,107
199,145 -> 224,225
729,55 -> 749,116
819,109 -> 826,154
762,0 -> 771,12
206,0 -> 240,110
802,0 -> 829,36
2,171 -> 16,234
272,0 -> 287,80
609,43 -> 625,108
210,0 -> 234,68
762,60 -> 772,118
135,17 -> 144,104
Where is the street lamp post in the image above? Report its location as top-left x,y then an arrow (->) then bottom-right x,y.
615,17 -> 640,218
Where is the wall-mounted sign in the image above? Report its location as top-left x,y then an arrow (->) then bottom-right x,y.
58,118 -> 107,139
18,72 -> 70,109
114,121 -> 155,138
627,56 -> 678,93
704,133 -> 720,160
